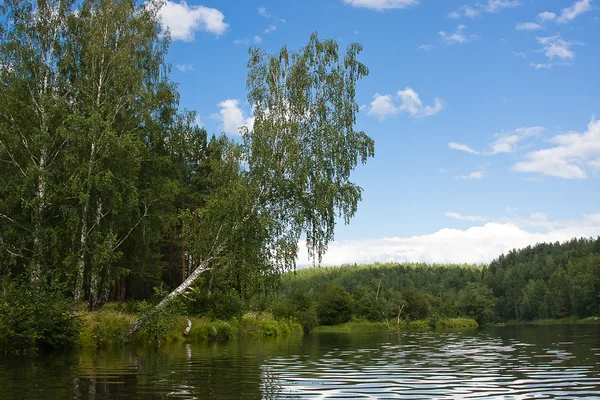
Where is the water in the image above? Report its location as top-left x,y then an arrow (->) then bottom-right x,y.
1,325 -> 600,399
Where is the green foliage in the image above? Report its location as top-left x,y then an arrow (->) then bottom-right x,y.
458,283 -> 497,324
0,282 -> 82,352
271,289 -> 319,332
436,318 -> 479,329
316,284 -> 354,326
136,301 -> 176,342
79,310 -> 136,347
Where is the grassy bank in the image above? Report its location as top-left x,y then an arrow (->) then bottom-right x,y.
79,308 -> 303,348
492,316 -> 600,327
313,318 -> 478,333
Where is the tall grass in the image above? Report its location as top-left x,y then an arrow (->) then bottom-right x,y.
78,306 -> 302,348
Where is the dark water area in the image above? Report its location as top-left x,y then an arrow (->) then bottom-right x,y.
1,325 -> 600,399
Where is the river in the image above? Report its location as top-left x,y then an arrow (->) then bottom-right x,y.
1,325 -> 599,399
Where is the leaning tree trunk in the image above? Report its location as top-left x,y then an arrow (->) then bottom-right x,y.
125,258 -> 213,339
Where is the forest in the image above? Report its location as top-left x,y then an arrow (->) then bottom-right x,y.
1,0 -> 599,352
272,237 -> 600,330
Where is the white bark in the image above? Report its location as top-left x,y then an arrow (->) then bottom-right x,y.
125,258 -> 214,339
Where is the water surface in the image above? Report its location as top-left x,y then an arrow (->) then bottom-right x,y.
1,325 -> 599,399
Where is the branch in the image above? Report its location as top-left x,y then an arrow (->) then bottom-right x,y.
0,138 -> 27,178
112,199 -> 157,251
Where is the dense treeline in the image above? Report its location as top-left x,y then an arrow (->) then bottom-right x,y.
1,0 -> 375,349
269,237 -> 600,329
484,237 -> 600,321
0,0 -> 214,307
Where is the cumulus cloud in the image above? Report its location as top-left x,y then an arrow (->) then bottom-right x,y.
367,88 -> 444,120
417,44 -> 435,51
215,99 -> 254,136
253,35 -> 262,43
341,0 -> 419,10
448,142 -> 480,154
513,118 -> 600,179
158,1 -> 228,41
517,2 -> 591,37
529,35 -> 581,69
557,0 -> 593,23
297,213 -> 600,266
439,25 -> 478,44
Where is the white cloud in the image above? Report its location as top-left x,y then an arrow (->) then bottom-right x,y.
175,63 -> 194,72
530,62 -> 553,70
447,5 -> 479,19
536,34 -> 580,67
258,7 -> 286,22
449,126 -> 543,155
233,38 -> 250,45
418,44 -> 434,51
557,0 -> 592,23
253,35 -> 263,43
449,0 -> 520,19
367,88 -> 444,120
158,1 -> 228,41
264,25 -> 277,34
439,24 -> 478,44
485,0 -> 522,12
537,11 -> 556,22
341,0 -> 419,10
448,142 -> 480,154
456,170 -> 485,179
445,212 -> 488,222
297,213 -> 600,266
215,99 -> 255,136
489,126 -> 543,154
516,22 -> 541,30
513,118 -> 600,179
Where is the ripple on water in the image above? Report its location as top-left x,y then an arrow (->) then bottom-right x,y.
260,329 -> 600,399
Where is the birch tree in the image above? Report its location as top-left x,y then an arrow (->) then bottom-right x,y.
0,0 -> 73,283
126,33 -> 374,337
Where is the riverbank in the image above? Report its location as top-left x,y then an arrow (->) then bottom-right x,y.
79,309 -> 303,348
490,316 -> 600,327
313,317 -> 479,333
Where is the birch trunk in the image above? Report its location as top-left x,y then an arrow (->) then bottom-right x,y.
125,258 -> 213,339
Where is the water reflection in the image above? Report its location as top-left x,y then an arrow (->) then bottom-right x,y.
0,325 -> 599,399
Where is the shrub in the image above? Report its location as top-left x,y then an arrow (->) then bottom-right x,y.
0,282 -> 81,352
316,284 -> 353,326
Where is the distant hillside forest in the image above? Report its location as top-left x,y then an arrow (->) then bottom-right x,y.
270,237 -> 600,329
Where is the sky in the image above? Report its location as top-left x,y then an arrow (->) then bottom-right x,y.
158,0 -> 600,265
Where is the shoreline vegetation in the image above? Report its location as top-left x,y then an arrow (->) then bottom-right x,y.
2,1 -> 599,354
79,308 -> 304,348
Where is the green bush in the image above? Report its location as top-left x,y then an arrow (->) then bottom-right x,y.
0,282 -> 81,352
316,284 -> 354,326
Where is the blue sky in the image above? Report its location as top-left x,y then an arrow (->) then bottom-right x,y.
159,0 -> 600,264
